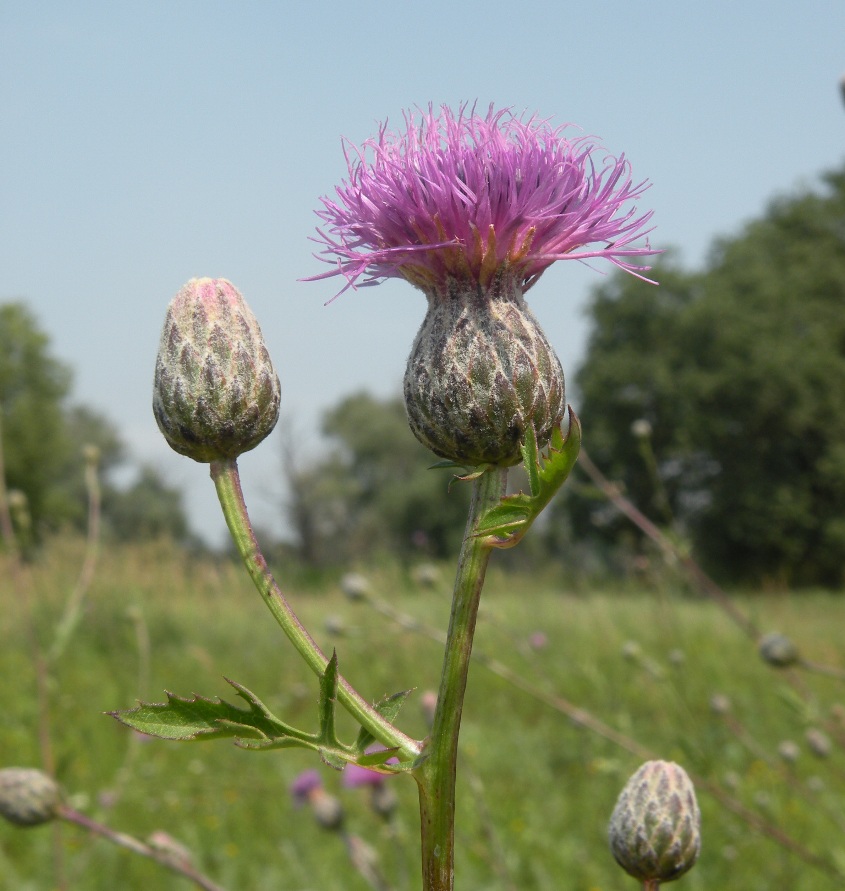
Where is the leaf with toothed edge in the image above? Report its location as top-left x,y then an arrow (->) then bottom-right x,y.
354,689 -> 413,754
109,678 -> 313,744
474,407 -> 581,549
110,655 -> 417,771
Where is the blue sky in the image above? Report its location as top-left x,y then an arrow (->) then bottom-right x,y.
2,2 -> 844,544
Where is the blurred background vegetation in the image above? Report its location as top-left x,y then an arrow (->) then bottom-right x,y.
2,162 -> 845,890
3,161 -> 844,589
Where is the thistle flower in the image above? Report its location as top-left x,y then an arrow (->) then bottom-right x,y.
309,105 -> 656,466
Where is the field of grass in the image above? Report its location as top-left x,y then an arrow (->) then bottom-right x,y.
2,537 -> 845,890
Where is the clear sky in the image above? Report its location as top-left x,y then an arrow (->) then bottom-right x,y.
2,1 -> 844,545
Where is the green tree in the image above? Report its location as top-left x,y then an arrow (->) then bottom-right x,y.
285,392 -> 471,566
0,302 -> 73,533
0,301 -> 191,546
569,164 -> 845,586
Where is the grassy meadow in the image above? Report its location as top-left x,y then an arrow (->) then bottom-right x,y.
2,537 -> 845,890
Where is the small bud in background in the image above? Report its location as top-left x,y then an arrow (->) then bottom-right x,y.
758,632 -> 800,668
146,830 -> 195,866
340,572 -> 370,601
668,649 -> 685,667
369,783 -> 399,819
82,444 -> 100,466
289,769 -> 344,831
805,728 -> 832,759
0,768 -> 61,827
420,690 -> 438,730
324,614 -> 346,637
153,278 -> 280,463
311,789 -> 345,831
411,562 -> 440,588
608,760 -> 701,884
621,640 -> 642,661
631,418 -> 653,439
528,631 -> 548,651
777,740 -> 801,764
709,694 -> 731,716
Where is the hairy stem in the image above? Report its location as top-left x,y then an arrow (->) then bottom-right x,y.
414,467 -> 507,891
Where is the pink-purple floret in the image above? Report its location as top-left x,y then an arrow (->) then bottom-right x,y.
309,104 -> 657,295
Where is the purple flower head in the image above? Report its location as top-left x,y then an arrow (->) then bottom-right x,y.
309,104 -> 657,297
290,769 -> 322,806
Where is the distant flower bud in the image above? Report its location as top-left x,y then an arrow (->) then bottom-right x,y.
340,572 -> 370,601
311,789 -> 345,830
758,632 -> 800,668
631,418 -> 653,438
0,768 -> 61,827
404,274 -> 565,466
777,740 -> 800,764
608,760 -> 701,884
709,694 -> 731,716
370,783 -> 400,819
420,690 -> 438,729
153,278 -> 280,463
805,728 -> 832,759
82,444 -> 100,465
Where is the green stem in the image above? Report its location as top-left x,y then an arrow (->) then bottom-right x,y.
414,467 -> 507,891
210,458 -> 421,760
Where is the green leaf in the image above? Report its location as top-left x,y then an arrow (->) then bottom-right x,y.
354,689 -> 412,753
318,651 -> 341,747
474,408 -> 582,549
110,678 -> 316,746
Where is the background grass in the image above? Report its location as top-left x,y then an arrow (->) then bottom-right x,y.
2,537 -> 845,890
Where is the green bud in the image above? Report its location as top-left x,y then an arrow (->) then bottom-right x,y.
404,274 -> 565,467
153,278 -> 281,463
608,760 -> 701,884
0,768 -> 61,827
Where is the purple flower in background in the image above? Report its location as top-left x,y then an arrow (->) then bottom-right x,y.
290,769 -> 323,806
309,104 -> 656,296
343,746 -> 399,789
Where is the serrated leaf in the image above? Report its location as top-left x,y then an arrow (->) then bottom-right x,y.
110,691 -> 274,742
111,678 -> 318,747
354,689 -> 413,753
474,408 -> 582,549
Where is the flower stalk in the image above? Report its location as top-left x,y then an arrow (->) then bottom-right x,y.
210,457 -> 421,760
413,466 -> 507,890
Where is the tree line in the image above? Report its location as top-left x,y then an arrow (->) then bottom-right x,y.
4,160 -> 844,586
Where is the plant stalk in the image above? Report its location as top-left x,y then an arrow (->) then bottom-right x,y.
210,458 -> 421,760
414,467 -> 507,890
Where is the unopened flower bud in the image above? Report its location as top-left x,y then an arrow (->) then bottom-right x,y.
631,418 -> 653,438
311,788 -> 345,830
805,728 -> 832,759
0,768 -> 61,827
404,275 -> 565,467
709,693 -> 731,716
340,572 -> 370,601
153,278 -> 280,463
608,760 -> 701,884
777,740 -> 800,764
370,783 -> 399,819
758,632 -> 800,668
